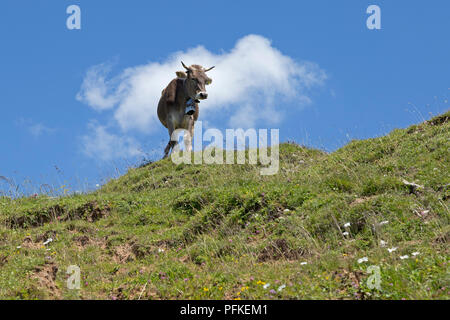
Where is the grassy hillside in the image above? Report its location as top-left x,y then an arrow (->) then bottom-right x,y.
0,112 -> 449,300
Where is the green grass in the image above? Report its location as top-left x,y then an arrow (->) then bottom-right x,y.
0,111 -> 449,300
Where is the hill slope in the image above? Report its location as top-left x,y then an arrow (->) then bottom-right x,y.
0,112 -> 449,299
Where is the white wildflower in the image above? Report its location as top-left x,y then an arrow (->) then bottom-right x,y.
400,255 -> 409,260
43,238 -> 53,245
380,240 -> 387,247
277,284 -> 286,292
387,247 -> 398,253
412,252 -> 420,256
343,222 -> 351,228
300,262 -> 308,265
379,220 -> 389,226
342,232 -> 349,236
263,283 -> 271,289
158,248 -> 164,253
358,257 -> 368,264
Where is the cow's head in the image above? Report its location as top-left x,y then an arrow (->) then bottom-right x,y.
181,61 -> 214,101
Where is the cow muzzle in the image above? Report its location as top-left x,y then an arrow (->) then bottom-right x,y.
196,92 -> 208,100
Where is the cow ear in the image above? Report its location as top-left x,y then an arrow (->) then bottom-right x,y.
176,71 -> 187,78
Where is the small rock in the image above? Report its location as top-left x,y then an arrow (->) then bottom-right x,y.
402,179 -> 424,193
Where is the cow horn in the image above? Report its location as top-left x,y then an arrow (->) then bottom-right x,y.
181,61 -> 190,71
204,66 -> 215,72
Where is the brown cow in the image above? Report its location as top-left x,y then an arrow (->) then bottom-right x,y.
157,62 -> 214,158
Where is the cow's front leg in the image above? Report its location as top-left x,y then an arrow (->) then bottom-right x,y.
163,120 -> 177,158
163,140 -> 177,159
184,116 -> 194,153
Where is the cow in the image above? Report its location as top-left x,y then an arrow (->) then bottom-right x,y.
157,62 -> 214,158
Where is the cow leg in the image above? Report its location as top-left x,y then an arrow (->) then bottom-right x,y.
184,116 -> 194,153
163,121 -> 178,158
163,141 -> 174,159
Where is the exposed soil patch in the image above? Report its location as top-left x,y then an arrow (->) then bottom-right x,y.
427,113 -> 449,126
21,236 -> 42,250
110,282 -> 159,300
6,204 -> 65,229
36,230 -> 58,243
111,284 -> 128,300
266,206 -> 285,221
108,240 -> 159,263
155,239 -> 181,249
67,224 -> 96,234
350,196 -> 377,206
73,235 -> 90,246
434,231 -> 449,245
351,198 -> 366,206
131,242 -> 153,259
73,234 -> 107,253
0,254 -> 7,267
257,239 -> 306,262
332,269 -> 367,299
112,243 -> 137,263
33,262 -> 60,298
6,200 -> 111,228
19,231 -> 57,250
69,201 -> 111,222
215,244 -> 235,258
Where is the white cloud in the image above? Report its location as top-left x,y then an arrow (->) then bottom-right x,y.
75,61 -> 124,111
16,118 -> 56,138
29,123 -> 56,138
81,121 -> 143,161
77,34 -> 326,131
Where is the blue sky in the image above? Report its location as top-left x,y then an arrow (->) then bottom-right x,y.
0,0 -> 448,195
